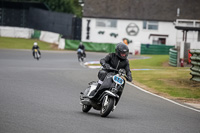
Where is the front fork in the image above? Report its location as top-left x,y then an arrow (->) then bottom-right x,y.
103,95 -> 117,112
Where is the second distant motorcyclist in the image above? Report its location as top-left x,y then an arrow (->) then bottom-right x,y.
32,42 -> 41,58
78,42 -> 86,58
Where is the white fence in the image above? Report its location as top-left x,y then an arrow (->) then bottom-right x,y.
0,26 -> 65,49
0,26 -> 33,38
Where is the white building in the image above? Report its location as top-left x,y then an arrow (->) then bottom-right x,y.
82,18 -> 177,54
81,0 -> 200,57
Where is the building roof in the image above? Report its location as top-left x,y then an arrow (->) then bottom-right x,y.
83,0 -> 200,21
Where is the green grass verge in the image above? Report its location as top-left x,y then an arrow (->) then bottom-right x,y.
0,37 -> 54,50
87,55 -> 200,99
129,55 -> 200,99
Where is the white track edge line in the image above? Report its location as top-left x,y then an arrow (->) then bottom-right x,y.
83,61 -> 200,113
127,82 -> 200,113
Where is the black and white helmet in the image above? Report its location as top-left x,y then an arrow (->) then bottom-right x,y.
115,42 -> 129,60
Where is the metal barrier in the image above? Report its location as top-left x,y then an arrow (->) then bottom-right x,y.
65,40 -> 116,53
141,44 -> 174,55
190,49 -> 200,82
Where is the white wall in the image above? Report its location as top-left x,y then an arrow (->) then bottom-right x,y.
40,31 -> 60,45
81,18 -> 177,54
0,26 -> 33,38
0,26 -> 65,49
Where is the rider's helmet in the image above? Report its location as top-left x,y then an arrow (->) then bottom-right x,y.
115,42 -> 129,60
34,42 -> 38,46
80,42 -> 83,46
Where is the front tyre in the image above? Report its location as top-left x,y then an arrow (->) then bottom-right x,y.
82,104 -> 92,113
100,96 -> 115,117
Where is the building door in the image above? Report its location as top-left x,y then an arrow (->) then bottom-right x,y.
159,38 -> 166,44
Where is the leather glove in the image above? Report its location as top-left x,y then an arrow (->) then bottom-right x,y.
103,63 -> 110,69
126,75 -> 132,82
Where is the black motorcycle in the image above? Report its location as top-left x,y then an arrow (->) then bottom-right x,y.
80,68 -> 127,117
33,49 -> 41,60
77,48 -> 85,62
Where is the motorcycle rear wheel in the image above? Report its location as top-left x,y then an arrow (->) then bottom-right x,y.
82,104 -> 92,113
100,96 -> 114,117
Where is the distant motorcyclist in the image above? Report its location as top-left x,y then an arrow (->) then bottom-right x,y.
95,42 -> 132,91
32,42 -> 41,58
78,42 -> 86,58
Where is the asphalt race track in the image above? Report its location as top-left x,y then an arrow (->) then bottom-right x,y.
0,49 -> 199,133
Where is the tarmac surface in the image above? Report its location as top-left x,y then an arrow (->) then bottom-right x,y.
0,49 -> 199,133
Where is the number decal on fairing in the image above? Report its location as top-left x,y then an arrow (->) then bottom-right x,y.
113,75 -> 124,85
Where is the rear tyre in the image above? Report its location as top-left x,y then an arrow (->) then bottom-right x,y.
34,53 -> 37,59
100,96 -> 115,117
82,104 -> 92,113
78,54 -> 81,62
81,57 -> 84,62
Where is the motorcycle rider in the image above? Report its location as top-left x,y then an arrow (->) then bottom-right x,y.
78,42 -> 86,58
32,42 -> 41,58
95,42 -> 132,93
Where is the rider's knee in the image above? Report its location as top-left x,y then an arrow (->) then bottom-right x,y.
98,70 -> 107,81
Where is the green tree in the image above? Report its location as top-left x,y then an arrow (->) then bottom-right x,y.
40,0 -> 82,17
2,0 -> 82,17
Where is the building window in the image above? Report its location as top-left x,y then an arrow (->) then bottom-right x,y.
152,38 -> 166,45
152,39 -> 159,44
143,21 -> 158,30
159,38 -> 166,44
96,19 -> 117,28
198,31 -> 200,42
196,22 -> 200,27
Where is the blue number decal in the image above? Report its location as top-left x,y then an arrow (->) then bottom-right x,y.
113,75 -> 124,85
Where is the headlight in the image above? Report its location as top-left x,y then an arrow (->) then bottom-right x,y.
111,88 -> 118,93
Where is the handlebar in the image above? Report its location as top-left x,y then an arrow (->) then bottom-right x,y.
102,67 -> 118,72
102,68 -> 127,77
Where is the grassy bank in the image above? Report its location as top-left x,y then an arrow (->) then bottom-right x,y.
129,55 -> 200,101
0,37 -> 54,50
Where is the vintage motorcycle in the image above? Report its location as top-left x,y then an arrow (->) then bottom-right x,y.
77,48 -> 85,62
80,68 -> 127,117
34,49 -> 40,60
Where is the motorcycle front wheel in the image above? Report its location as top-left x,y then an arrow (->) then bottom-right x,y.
82,104 -> 92,113
100,96 -> 115,117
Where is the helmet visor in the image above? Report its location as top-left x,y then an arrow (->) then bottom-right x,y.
120,53 -> 126,57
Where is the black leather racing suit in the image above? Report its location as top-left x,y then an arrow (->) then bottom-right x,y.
78,44 -> 86,57
98,53 -> 132,82
93,53 -> 132,100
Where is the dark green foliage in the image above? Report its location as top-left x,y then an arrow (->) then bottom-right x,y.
40,0 -> 82,17
5,0 -> 82,17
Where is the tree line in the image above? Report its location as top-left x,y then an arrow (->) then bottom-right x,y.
40,0 -> 82,17
2,0 -> 82,17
